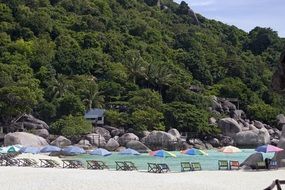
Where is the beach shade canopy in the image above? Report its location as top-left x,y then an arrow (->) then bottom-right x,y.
255,145 -> 283,153
40,145 -> 61,153
90,148 -> 112,156
182,148 -> 208,156
219,146 -> 241,153
119,148 -> 140,155
0,145 -> 21,153
149,150 -> 176,158
19,146 -> 41,154
61,146 -> 85,155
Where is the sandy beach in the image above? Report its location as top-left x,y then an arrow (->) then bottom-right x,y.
0,166 -> 283,190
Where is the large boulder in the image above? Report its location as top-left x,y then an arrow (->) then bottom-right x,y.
274,126 -> 285,167
76,139 -> 92,149
33,129 -> 49,139
51,136 -> 71,147
218,118 -> 242,137
167,128 -> 181,138
221,100 -> 236,113
144,131 -> 177,149
230,110 -> 246,120
4,132 -> 48,147
211,96 -> 222,112
126,140 -> 151,153
94,127 -> 111,141
234,128 -> 270,147
86,133 -> 106,147
208,138 -> 220,147
105,138 -> 120,151
253,121 -> 264,129
276,114 -> 285,129
219,135 -> 234,146
240,153 -> 263,169
118,133 -> 139,146
10,114 -> 49,132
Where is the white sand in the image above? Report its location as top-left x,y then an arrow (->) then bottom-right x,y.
0,166 -> 284,190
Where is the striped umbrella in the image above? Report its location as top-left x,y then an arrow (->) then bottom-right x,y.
219,146 -> 241,153
149,150 -> 176,158
182,148 -> 208,156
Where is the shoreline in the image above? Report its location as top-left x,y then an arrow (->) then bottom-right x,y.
0,166 -> 283,190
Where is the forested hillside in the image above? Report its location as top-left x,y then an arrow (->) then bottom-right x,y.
0,0 -> 284,137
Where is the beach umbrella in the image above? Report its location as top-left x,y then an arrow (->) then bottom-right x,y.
62,146 -> 85,155
19,146 -> 41,154
182,148 -> 208,156
119,148 -> 140,155
149,149 -> 176,158
40,145 -> 61,153
0,145 -> 19,153
90,148 -> 112,156
255,145 -> 283,153
219,146 -> 241,153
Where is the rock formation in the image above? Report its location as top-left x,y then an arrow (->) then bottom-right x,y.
4,132 -> 48,147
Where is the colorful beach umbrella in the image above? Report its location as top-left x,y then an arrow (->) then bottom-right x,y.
149,150 -> 176,158
62,146 -> 85,155
90,148 -> 112,156
19,146 -> 41,154
219,146 -> 241,153
182,148 -> 208,156
255,145 -> 283,153
0,145 -> 20,153
119,148 -> 140,155
40,145 -> 61,153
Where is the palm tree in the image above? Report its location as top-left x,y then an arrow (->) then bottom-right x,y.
125,50 -> 147,84
82,77 -> 104,110
51,74 -> 69,100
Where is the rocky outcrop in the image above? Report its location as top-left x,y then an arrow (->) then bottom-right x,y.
9,114 -> 49,132
221,100 -> 236,113
144,131 -> 177,149
274,126 -> 285,167
126,140 -> 151,153
86,133 -> 106,147
218,118 -> 242,137
240,153 -> 263,169
168,128 -> 181,138
94,127 -> 111,141
234,128 -> 270,147
118,133 -> 139,146
4,132 -> 48,147
33,129 -> 49,139
51,136 -> 71,147
77,139 -> 92,149
105,138 -> 120,151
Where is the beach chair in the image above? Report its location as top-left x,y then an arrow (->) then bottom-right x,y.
157,163 -> 170,173
124,161 -> 137,171
264,179 -> 285,190
86,160 -> 109,170
62,160 -> 83,169
40,159 -> 60,168
191,162 -> 202,171
181,162 -> 192,172
218,160 -> 229,170
115,161 -> 129,171
229,160 -> 239,170
269,160 -> 278,170
17,158 -> 38,167
148,163 -> 159,173
256,161 -> 267,170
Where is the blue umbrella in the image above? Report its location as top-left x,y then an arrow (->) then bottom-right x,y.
62,146 -> 85,155
20,147 -> 41,154
119,148 -> 140,155
40,145 -> 61,153
90,148 -> 112,156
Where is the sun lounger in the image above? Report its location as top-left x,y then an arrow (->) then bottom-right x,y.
256,161 -> 267,170
264,179 -> 285,190
62,160 -> 83,169
229,160 -> 239,170
115,161 -> 128,171
17,158 -> 38,167
148,163 -> 159,173
0,154 -> 18,166
124,161 -> 137,171
86,160 -> 109,170
191,162 -> 202,171
40,159 -> 60,168
157,163 -> 170,173
181,162 -> 192,172
218,160 -> 229,170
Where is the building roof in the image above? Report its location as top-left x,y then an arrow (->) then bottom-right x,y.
84,108 -> 105,119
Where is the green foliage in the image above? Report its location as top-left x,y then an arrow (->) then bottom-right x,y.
131,108 -> 165,132
164,102 -> 218,134
50,115 -> 92,138
0,0 -> 284,137
248,103 -> 280,124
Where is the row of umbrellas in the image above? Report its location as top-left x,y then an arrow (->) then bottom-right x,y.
1,144 -> 283,156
